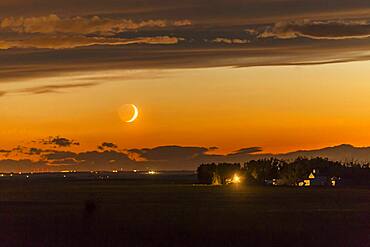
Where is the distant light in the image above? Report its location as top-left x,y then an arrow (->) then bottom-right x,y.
0,174 -> 4,177
133,169 -> 137,173
303,179 -> 310,186
63,175 -> 66,178
232,174 -> 241,184
26,175 -> 29,178
148,170 -> 156,175
331,178 -> 336,187
112,170 -> 118,173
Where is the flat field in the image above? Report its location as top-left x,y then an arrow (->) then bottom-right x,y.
0,173 -> 369,247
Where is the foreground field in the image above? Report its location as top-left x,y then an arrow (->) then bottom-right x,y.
0,173 -> 369,247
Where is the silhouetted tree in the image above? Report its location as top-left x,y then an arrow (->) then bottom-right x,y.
279,157 -> 342,185
197,163 -> 240,184
244,158 -> 286,185
197,157 -> 370,186
217,163 -> 241,184
197,163 -> 217,184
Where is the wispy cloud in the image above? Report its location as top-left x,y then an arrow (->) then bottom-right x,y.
39,136 -> 80,147
0,35 -> 181,49
98,142 -> 118,150
0,15 -> 191,35
0,14 -> 187,49
128,145 -> 211,161
212,37 -> 249,44
17,82 -> 98,94
258,20 -> 370,40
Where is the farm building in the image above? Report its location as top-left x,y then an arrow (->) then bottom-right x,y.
298,169 -> 331,187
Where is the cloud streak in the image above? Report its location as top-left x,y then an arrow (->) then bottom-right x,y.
0,14 -> 186,49
0,35 -> 181,49
258,20 -> 370,40
16,82 -> 98,94
212,37 -> 250,44
39,136 -> 80,147
0,15 -> 191,35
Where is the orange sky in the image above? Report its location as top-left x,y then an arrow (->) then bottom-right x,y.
1,0 -> 370,172
1,61 -> 370,154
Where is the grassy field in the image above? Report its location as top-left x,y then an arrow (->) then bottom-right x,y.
0,173 -> 369,247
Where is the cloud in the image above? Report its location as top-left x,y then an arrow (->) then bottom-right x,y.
48,158 -> 79,166
43,151 -> 77,160
1,37 -> 369,87
0,149 -> 11,158
98,142 -> 118,150
212,37 -> 249,44
1,0 -> 369,26
41,151 -> 80,166
228,147 -> 263,156
0,159 -> 48,173
0,70 -> 167,96
40,136 -> 80,147
174,19 -> 192,26
128,145 -> 211,161
75,150 -> 135,170
26,147 -> 44,155
0,19 -> 370,86
126,145 -> 236,169
0,14 -> 186,49
258,20 -> 370,40
16,82 -> 98,94
0,15 -> 191,35
41,148 -> 134,169
0,35 -> 181,49
0,4 -> 370,92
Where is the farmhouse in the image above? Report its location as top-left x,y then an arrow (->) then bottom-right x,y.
298,169 -> 329,187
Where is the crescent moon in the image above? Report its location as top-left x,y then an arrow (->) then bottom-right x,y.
126,104 -> 139,123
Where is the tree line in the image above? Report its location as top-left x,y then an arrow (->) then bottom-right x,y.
197,157 -> 370,186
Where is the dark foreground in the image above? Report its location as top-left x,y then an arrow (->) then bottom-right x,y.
0,172 -> 369,247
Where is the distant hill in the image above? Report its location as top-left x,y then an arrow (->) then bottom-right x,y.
1,144 -> 370,172
273,144 -> 370,163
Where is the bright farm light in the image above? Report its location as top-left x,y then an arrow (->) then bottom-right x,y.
232,174 -> 241,184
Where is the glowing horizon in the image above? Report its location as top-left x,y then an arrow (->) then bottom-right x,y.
2,61 -> 370,155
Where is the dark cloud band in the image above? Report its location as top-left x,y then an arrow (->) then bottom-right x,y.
1,141 -> 370,172
0,1 -> 369,94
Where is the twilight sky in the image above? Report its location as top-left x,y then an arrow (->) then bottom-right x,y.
1,0 -> 370,170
